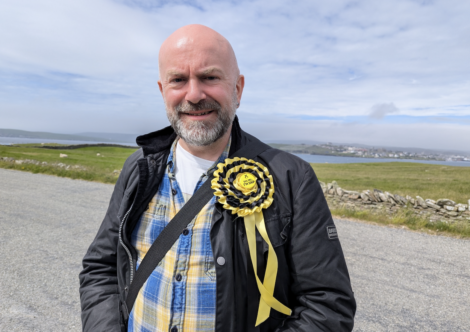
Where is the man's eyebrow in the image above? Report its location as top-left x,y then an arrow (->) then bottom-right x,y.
199,67 -> 224,76
166,70 -> 184,77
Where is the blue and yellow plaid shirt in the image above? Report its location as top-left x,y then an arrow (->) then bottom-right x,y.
128,137 -> 231,332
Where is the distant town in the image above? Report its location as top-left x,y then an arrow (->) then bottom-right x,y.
270,142 -> 470,162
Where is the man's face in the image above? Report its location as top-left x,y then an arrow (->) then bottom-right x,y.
158,37 -> 244,146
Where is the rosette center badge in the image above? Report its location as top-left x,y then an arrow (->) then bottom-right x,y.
234,172 -> 257,194
211,157 -> 291,326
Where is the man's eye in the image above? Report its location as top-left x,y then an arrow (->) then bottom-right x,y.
173,78 -> 183,83
205,76 -> 217,80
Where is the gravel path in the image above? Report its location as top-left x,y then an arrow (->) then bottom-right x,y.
0,169 -> 469,331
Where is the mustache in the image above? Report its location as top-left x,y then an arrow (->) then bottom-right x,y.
174,99 -> 222,113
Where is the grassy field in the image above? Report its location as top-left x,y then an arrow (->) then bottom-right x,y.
2,144 -> 470,203
2,144 -> 470,237
311,162 -> 470,204
312,162 -> 470,238
0,144 -> 138,184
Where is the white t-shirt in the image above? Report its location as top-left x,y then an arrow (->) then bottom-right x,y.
175,141 -> 215,196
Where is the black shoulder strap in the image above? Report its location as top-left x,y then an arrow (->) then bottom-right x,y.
125,138 -> 271,312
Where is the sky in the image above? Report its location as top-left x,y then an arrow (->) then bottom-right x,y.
1,0 -> 469,151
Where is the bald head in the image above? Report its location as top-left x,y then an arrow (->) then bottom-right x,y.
159,24 -> 240,81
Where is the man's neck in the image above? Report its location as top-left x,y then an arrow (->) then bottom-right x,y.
178,126 -> 232,161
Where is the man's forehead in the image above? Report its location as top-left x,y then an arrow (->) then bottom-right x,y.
160,43 -> 229,76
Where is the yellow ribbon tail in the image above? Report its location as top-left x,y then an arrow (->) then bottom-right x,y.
245,212 -> 292,326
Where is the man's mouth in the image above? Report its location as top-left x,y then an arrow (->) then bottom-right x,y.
182,110 -> 215,117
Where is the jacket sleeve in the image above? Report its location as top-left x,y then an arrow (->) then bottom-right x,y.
79,167 -> 127,332
276,166 -> 356,332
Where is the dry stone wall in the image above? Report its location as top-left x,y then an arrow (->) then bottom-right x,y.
320,181 -> 470,224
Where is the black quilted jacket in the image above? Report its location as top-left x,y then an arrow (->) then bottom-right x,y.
79,117 -> 356,331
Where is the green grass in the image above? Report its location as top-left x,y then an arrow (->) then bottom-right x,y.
0,144 -> 138,184
311,162 -> 470,204
329,204 -> 470,238
2,145 -> 469,202
2,144 -> 470,237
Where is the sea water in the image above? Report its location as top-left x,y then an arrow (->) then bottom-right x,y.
293,153 -> 470,167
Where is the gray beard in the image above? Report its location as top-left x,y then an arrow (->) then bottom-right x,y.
166,94 -> 238,146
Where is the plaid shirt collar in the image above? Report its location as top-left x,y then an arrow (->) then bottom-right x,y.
167,136 -> 232,176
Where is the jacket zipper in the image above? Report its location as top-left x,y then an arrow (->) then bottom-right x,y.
119,204 -> 135,284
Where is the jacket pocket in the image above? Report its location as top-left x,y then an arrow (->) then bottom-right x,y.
264,213 -> 292,248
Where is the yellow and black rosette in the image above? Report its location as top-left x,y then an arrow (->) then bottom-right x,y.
211,157 -> 291,326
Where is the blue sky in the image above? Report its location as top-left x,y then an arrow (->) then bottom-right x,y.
1,0 -> 469,151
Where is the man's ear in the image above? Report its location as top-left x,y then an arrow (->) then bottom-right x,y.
158,80 -> 164,95
236,74 -> 245,106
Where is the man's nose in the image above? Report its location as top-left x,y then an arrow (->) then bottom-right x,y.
185,79 -> 206,104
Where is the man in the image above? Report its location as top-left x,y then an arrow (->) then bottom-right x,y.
79,24 -> 356,332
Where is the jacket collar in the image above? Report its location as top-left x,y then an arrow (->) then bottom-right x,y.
136,115 -> 245,157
